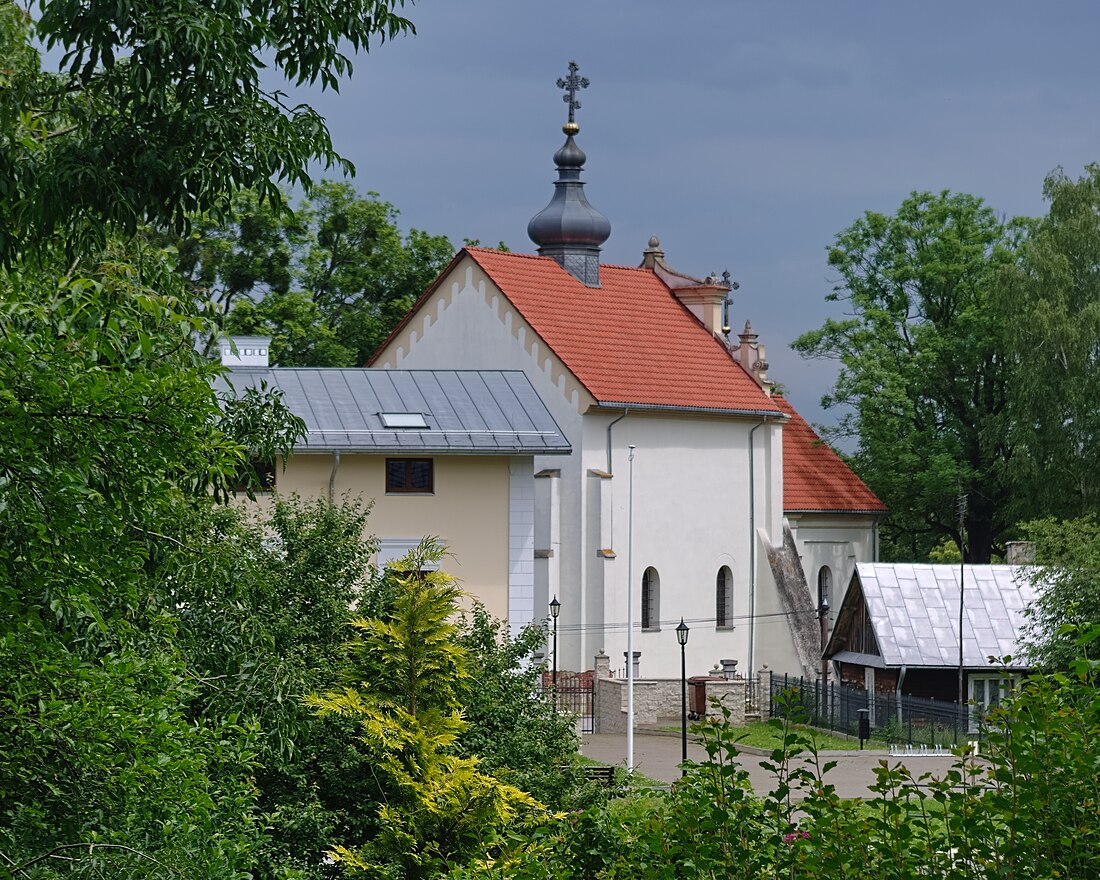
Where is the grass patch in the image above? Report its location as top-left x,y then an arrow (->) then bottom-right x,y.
692,721 -> 888,752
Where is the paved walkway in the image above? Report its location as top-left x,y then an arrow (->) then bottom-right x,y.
581,731 -> 963,799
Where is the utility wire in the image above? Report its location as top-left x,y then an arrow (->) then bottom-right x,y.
550,607 -> 817,635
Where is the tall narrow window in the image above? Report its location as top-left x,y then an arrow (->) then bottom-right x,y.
641,567 -> 660,631
716,566 -> 734,628
817,566 -> 832,614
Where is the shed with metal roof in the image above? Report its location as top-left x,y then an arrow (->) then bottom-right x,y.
824,563 -> 1036,703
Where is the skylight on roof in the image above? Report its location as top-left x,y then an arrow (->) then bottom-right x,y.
380,412 -> 428,429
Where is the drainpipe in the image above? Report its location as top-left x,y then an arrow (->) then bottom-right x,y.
606,409 -> 628,474
327,449 -> 341,503
746,419 -> 768,678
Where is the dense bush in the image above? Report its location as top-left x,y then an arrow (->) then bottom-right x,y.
448,629 -> 1100,880
455,607 -> 596,812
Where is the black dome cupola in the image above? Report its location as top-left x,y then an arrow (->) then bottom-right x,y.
527,61 -> 611,287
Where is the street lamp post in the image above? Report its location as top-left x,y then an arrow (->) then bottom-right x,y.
676,617 -> 690,776
549,596 -> 561,690
819,595 -> 830,719
626,445 -> 636,771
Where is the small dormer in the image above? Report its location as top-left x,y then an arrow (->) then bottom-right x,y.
640,236 -> 737,339
218,335 -> 271,368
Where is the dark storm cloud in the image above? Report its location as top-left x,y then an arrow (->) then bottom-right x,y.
296,0 -> 1100,428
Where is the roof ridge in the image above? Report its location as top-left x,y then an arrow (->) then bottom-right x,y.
468,246 -> 667,275
463,247 -> 551,261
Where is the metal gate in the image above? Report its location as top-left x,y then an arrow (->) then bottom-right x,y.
550,671 -> 594,734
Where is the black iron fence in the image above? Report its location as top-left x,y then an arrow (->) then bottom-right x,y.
769,675 -> 971,748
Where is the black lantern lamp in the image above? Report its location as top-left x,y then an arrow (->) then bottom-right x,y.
676,617 -> 690,774
549,596 -> 561,688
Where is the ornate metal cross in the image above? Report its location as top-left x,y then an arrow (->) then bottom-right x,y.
557,61 -> 589,125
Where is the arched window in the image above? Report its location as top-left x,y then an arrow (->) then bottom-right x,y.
641,567 -> 660,631
716,566 -> 734,628
817,566 -> 832,614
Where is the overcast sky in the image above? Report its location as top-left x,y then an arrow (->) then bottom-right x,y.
296,1 -> 1100,429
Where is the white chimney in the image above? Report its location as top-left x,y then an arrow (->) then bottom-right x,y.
218,336 -> 271,368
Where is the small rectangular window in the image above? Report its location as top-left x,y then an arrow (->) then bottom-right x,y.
969,674 -> 1017,732
386,458 -> 434,493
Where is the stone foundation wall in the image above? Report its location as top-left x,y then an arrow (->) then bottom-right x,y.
594,679 -> 680,733
593,675 -> 763,732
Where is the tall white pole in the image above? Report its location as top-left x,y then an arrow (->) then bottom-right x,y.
626,444 -> 636,772
957,492 -> 967,707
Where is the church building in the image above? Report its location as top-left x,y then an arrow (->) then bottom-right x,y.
371,65 -> 885,681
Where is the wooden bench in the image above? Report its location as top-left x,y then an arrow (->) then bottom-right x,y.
580,765 -> 616,786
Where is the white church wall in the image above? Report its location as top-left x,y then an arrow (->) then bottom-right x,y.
789,515 -> 879,627
374,255 -> 824,680
592,412 -> 773,681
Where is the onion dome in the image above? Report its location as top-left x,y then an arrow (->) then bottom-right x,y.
527,62 -> 610,287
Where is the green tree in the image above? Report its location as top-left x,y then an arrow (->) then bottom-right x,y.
448,633 -> 1100,880
1,0 -> 417,870
1017,516 -> 1100,671
794,191 -> 1021,562
308,542 -> 542,880
0,248 -> 291,878
455,608 -> 593,811
167,495 -> 385,880
2,0 -> 413,260
182,182 -> 454,365
172,188 -> 305,313
227,291 -> 356,366
998,165 -> 1100,521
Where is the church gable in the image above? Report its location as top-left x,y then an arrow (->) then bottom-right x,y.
372,251 -> 594,414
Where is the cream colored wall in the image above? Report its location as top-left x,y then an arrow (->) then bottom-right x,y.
275,452 -> 513,622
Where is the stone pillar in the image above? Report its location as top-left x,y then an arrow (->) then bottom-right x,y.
757,667 -> 773,718
623,651 -> 641,679
594,651 -> 610,680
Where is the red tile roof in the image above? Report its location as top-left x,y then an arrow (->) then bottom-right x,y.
461,248 -> 780,413
374,247 -> 879,514
775,396 -> 887,514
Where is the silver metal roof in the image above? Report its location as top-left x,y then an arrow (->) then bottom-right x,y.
216,368 -> 571,455
853,563 -> 1037,668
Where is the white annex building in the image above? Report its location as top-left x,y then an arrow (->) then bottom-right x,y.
372,68 -> 885,680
